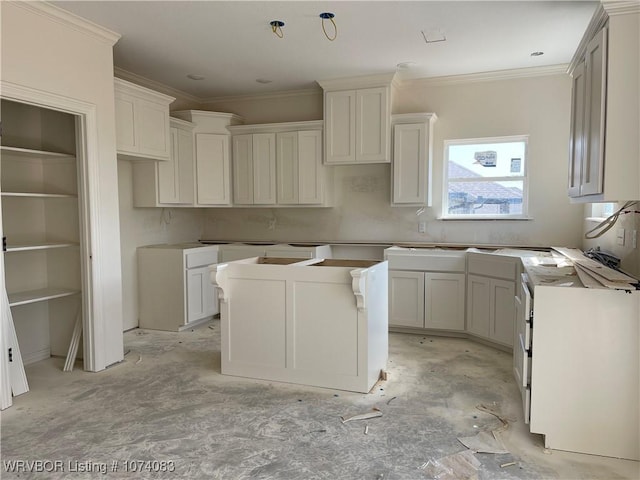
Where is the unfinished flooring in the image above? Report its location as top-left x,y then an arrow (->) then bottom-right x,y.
1,321 -> 638,480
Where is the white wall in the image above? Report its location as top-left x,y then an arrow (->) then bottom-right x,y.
1,2 -> 124,369
117,160 -> 204,330
201,74 -> 584,248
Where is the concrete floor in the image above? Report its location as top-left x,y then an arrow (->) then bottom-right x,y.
1,320 -> 638,480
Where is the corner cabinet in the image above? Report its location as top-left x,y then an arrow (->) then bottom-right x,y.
114,78 -> 174,161
171,110 -> 245,207
132,117 -> 195,207
228,121 -> 331,207
391,113 -> 437,206
318,74 -> 395,165
466,251 -> 519,348
568,5 -> 640,202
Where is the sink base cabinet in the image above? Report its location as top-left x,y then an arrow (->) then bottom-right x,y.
466,275 -> 515,347
212,259 -> 388,393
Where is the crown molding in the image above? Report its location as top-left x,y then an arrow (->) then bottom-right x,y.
228,120 -> 323,135
398,64 -> 569,88
114,67 -> 202,105
317,72 -> 397,91
391,113 -> 437,125
202,87 -> 322,105
11,1 -> 120,45
602,1 -> 640,16
114,78 -> 175,103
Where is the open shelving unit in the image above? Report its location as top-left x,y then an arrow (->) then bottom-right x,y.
1,99 -> 83,367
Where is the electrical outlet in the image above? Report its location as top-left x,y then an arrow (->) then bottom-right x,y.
633,230 -> 638,249
617,228 -> 625,246
418,222 -> 426,233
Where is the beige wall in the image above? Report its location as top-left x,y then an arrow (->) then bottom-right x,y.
1,2 -> 124,367
201,74 -> 584,248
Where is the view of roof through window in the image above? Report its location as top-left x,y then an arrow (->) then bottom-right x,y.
444,138 -> 528,218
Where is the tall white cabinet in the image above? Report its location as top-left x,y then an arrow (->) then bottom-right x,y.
1,99 -> 83,366
567,4 -> 640,202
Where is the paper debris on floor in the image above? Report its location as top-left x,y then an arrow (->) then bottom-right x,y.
340,407 -> 382,423
421,449 -> 480,480
457,430 -> 509,454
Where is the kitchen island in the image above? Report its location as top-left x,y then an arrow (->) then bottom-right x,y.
210,257 -> 388,393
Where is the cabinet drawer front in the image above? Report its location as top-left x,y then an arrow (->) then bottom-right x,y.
468,254 -> 517,279
387,254 -> 466,272
186,250 -> 219,268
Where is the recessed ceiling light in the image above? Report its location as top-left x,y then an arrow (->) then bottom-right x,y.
187,74 -> 205,80
256,78 -> 273,84
530,51 -> 544,57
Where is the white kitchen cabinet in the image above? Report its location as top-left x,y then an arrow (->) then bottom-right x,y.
171,110 -> 245,207
137,243 -> 219,331
517,255 -> 639,460
385,247 -> 466,332
229,121 -> 330,207
567,5 -> 640,202
114,78 -> 174,161
1,100 -> 83,367
277,130 -> 325,205
318,74 -> 394,165
232,133 -> 277,205
132,117 -> 195,207
466,251 -> 518,347
424,273 -> 465,330
391,113 -> 437,206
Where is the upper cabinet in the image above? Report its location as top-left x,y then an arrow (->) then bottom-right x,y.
228,121 -> 331,207
132,117 -> 195,207
114,78 -> 174,161
391,113 -> 437,206
318,74 -> 394,165
568,4 -> 640,202
171,110 -> 245,207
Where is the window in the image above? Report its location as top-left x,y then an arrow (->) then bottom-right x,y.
443,136 -> 529,219
589,203 -> 615,220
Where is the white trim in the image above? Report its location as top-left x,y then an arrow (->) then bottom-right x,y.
203,87 -> 322,105
228,120 -> 323,135
115,67 -> 200,105
391,113 -> 438,125
1,80 -> 106,372
603,1 -> 640,16
114,77 -> 175,104
317,72 -> 396,91
568,4 -> 608,75
11,1 -> 120,45
400,65 -> 569,88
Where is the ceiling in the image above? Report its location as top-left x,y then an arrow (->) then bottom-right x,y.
52,1 -> 599,100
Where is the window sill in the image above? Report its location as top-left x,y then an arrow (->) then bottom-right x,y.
586,217 -> 607,222
438,216 -> 534,221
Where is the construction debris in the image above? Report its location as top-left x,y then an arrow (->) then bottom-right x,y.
457,430 -> 508,454
421,450 -> 480,480
340,407 -> 382,423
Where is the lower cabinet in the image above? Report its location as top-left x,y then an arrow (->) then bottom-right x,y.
218,243 -> 332,263
389,270 -> 465,331
137,243 -> 219,331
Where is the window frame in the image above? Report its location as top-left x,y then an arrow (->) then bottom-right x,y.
442,135 -> 530,220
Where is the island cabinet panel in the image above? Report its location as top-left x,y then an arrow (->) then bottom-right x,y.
212,258 -> 388,393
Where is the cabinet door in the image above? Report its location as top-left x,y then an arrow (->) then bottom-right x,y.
186,266 -> 216,324
393,122 -> 427,204
252,133 -> 276,205
491,278 -> 515,347
232,134 -> 254,204
157,128 -> 180,204
581,26 -> 607,196
114,92 -> 137,153
298,130 -> 324,204
136,98 -> 170,159
196,133 -> 231,205
466,274 -> 490,337
325,90 -> 356,164
356,87 -> 389,163
176,127 -> 195,204
424,273 -> 465,331
276,132 -> 299,204
389,271 -> 424,328
568,61 -> 586,198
